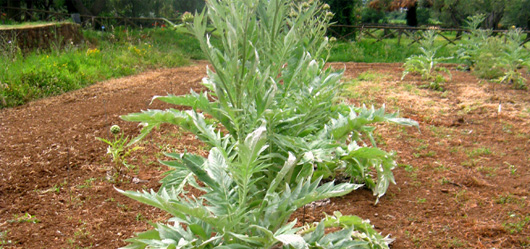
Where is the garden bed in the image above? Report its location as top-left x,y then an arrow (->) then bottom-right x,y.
0,62 -> 529,248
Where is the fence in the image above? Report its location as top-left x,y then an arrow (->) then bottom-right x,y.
329,24 -> 530,46
2,7 -> 530,46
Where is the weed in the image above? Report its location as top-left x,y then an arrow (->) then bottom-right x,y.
496,194 -> 523,205
504,162 -> 518,175
77,178 -> 97,189
476,166 -> 497,177
449,146 -> 460,154
466,147 -> 492,158
8,213 -> 40,224
96,125 -> 142,178
356,71 -> 381,81
504,215 -> 530,234
135,213 -> 145,222
414,150 -> 437,158
434,163 -> 449,172
116,202 -> 129,212
449,238 -> 465,247
415,144 -> 429,151
399,163 -> 416,173
454,190 -> 468,204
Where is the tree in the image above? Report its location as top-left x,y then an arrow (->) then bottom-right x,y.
432,0 -> 509,29
65,0 -> 106,16
368,0 -> 433,26
323,0 -> 362,37
503,0 -> 530,29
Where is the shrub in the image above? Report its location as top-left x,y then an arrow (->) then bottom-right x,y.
456,15 -> 530,89
121,0 -> 417,248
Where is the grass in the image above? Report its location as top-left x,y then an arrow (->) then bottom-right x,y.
0,25 -> 473,109
0,25 -> 206,108
328,35 -> 458,63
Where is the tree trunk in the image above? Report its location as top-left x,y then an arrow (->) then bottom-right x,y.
406,3 -> 418,27
484,11 -> 503,29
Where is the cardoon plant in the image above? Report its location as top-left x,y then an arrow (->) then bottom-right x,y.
120,0 -> 417,248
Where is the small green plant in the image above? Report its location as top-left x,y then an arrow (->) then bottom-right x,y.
496,27 -> 530,89
401,29 -> 452,91
504,215 -> 530,234
466,147 -> 492,158
96,125 -> 141,176
456,14 -> 490,70
8,213 -> 40,224
505,162 -> 518,175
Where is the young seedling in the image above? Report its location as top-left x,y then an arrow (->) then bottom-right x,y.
402,29 -> 452,91
96,125 -> 142,179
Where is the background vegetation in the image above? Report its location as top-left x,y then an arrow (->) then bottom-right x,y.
0,27 -> 206,108
1,0 -> 529,106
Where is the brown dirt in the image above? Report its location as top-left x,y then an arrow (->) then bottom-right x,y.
1,61 -> 529,248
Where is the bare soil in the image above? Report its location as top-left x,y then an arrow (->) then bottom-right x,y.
1,61 -> 529,248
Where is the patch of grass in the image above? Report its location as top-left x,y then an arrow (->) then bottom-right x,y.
399,163 -> 416,173
413,150 -> 437,158
328,36 -> 457,63
0,27 -> 203,108
501,121 -> 514,134
428,125 -> 453,139
434,162 -> 449,172
417,198 -> 427,204
466,147 -> 492,158
341,79 -> 381,106
77,178 -> 97,189
476,166 -> 497,177
496,194 -> 525,206
356,71 -> 384,81
8,213 -> 40,224
504,215 -> 530,234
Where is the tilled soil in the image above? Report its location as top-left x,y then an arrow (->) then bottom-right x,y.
1,61 -> 529,248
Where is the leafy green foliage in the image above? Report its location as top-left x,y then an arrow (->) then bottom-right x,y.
456,14 -> 530,89
402,30 -> 452,91
121,0 -> 417,248
496,28 -> 530,89
0,27 -> 192,108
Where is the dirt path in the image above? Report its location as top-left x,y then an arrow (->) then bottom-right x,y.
1,61 -> 529,248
